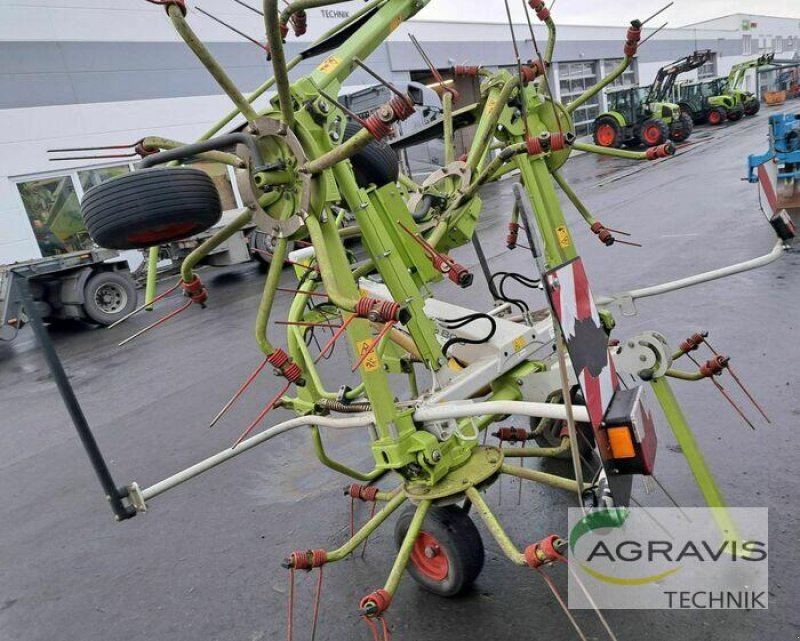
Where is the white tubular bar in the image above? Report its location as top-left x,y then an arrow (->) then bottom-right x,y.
596,239 -> 785,307
414,400 -> 590,423
140,413 -> 375,502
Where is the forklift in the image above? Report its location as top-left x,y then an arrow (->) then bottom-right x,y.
593,50 -> 711,148
675,54 -> 774,125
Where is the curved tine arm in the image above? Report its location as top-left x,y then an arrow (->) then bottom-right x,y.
140,137 -> 244,167
572,141 -> 649,160
263,0 -> 295,127
543,14 -> 556,65
166,5 -> 259,123
567,55 -> 633,115
181,209 -> 254,283
551,170 -> 597,226
443,91 -> 455,165
255,237 -> 290,356
596,239 -> 786,308
304,215 -> 360,312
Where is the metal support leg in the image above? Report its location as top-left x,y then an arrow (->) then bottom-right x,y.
326,492 -> 408,562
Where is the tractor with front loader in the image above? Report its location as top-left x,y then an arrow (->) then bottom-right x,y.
593,49 -> 711,148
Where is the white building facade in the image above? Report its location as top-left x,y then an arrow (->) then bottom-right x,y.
1,2 -> 798,263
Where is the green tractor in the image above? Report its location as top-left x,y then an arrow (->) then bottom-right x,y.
593,50 -> 712,148
728,53 -> 775,116
674,77 -> 743,125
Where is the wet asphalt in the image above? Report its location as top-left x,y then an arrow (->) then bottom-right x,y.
1,109 -> 798,641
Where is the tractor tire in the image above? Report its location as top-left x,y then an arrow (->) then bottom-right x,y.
640,119 -> 669,147
82,271 -> 138,326
81,168 -> 222,250
727,109 -> 744,122
707,107 -> 726,126
395,504 -> 484,597
744,99 -> 761,116
669,113 -> 694,143
343,121 -> 400,188
592,117 -> 622,148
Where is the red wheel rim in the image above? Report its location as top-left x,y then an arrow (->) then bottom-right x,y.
410,532 -> 449,581
643,125 -> 661,145
709,111 -> 721,125
596,124 -> 616,146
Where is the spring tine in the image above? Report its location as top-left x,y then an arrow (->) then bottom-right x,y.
48,143 -> 135,152
649,473 -> 690,520
209,357 -> 270,428
641,1 -> 674,27
276,320 -> 342,329
603,226 -> 632,237
563,562 -> 620,641
614,238 -> 643,248
315,313 -> 356,363
535,568 -> 589,641
230,0 -> 263,16
639,22 -> 669,48
49,153 -> 139,161
351,321 -> 395,372
353,57 -> 413,103
108,279 -> 182,329
686,353 -> 756,429
703,339 -> 770,423
315,85 -> 367,125
118,299 -> 192,347
195,6 -> 268,51
232,381 -> 291,448
276,288 -> 328,298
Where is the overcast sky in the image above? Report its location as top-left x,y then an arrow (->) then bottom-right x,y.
416,0 -> 799,27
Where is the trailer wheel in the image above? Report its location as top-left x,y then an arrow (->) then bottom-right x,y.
640,119 -> 669,146
669,114 -> 694,143
395,504 -> 484,597
707,107 -> 726,125
592,117 -> 622,148
343,121 -> 400,188
81,168 -> 222,250
82,271 -> 137,326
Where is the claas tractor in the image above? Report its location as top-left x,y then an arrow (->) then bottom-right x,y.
593,49 -> 712,148
728,53 -> 775,116
674,77 -> 743,125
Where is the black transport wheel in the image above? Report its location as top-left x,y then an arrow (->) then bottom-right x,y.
82,271 -> 137,325
592,117 -> 622,148
81,168 -> 222,250
727,109 -> 744,122
343,121 -> 400,188
744,99 -> 761,116
639,119 -> 669,146
395,505 -> 484,597
707,107 -> 726,126
669,113 -> 694,143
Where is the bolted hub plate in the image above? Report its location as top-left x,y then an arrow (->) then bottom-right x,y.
404,446 -> 504,501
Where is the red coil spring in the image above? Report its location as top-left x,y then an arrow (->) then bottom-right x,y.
524,535 -> 565,568
134,141 -> 159,158
494,427 -> 529,442
506,222 -> 520,249
520,62 -> 543,84
347,484 -> 379,502
282,362 -> 303,384
290,10 -> 307,36
679,333 -> 706,354
388,94 -> 415,121
453,65 -> 480,78
355,297 -> 401,322
526,136 -> 544,155
627,25 -> 642,43
182,276 -> 208,305
446,262 -> 472,287
289,549 -> 328,570
279,23 -> 289,39
360,589 -> 392,616
267,348 -> 290,369
590,222 -> 615,246
528,0 -> 550,20
701,356 -> 728,378
624,25 -> 641,57
362,113 -> 393,141
550,132 -> 568,151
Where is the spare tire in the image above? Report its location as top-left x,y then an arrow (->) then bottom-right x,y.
81,167 -> 222,250
343,121 -> 400,188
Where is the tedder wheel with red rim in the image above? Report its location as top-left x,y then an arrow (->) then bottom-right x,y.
592,116 -> 622,148
395,504 -> 484,597
639,118 -> 669,147
707,107 -> 726,126
80,167 -> 222,250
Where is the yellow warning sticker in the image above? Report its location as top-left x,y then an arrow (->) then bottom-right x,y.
317,55 -> 342,74
513,336 -> 527,352
356,339 -> 381,372
390,15 -> 403,32
556,226 -> 571,248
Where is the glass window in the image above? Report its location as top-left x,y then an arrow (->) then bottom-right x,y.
786,36 -> 794,50
190,162 -> 238,211
603,58 -> 637,88
17,176 -> 90,257
78,165 -> 130,192
776,37 -> 783,54
697,54 -> 717,80
742,35 -> 752,55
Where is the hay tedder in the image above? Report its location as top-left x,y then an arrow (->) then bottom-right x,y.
29,0 -> 789,637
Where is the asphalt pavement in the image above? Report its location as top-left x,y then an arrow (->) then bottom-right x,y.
1,109 -> 798,641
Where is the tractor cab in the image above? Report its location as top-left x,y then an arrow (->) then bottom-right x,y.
675,77 -> 742,125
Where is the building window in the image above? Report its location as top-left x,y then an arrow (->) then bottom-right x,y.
776,36 -> 783,54
78,166 -> 130,192
697,54 -> 717,80
557,60 -> 600,136
742,34 -> 752,55
603,58 -> 637,88
786,36 -> 794,50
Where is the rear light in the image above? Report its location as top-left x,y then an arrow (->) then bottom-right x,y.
601,386 -> 657,475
